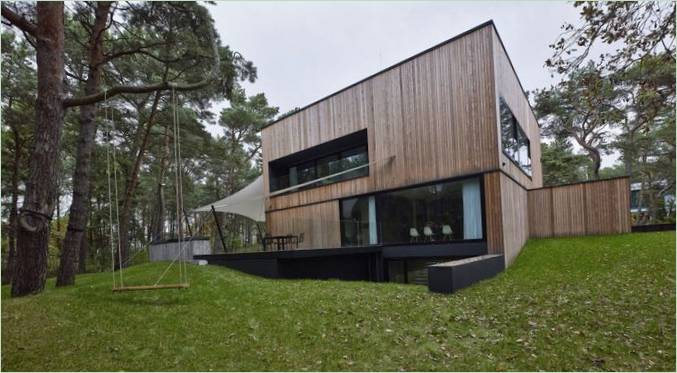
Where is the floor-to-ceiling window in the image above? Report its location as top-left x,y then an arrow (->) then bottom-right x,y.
339,176 -> 484,247
340,196 -> 376,246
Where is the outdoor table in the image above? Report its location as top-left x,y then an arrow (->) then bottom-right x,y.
263,235 -> 298,251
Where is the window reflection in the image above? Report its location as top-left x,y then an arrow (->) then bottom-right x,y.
340,177 -> 484,247
270,145 -> 369,192
500,97 -> 532,176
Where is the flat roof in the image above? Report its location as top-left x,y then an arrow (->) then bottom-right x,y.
263,19 -> 536,130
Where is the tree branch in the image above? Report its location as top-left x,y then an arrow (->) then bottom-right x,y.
63,79 -> 211,108
99,42 -> 173,66
1,5 -> 38,37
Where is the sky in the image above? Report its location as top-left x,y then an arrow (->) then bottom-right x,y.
207,1 -> 618,167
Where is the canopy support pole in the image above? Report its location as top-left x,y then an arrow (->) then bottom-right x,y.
183,207 -> 193,237
254,222 -> 265,251
211,205 -> 228,253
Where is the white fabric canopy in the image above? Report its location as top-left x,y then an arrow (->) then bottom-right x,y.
192,176 -> 265,222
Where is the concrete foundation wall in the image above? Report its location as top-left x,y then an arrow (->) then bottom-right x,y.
149,239 -> 211,262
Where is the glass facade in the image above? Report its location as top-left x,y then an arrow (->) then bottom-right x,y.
499,97 -> 532,176
339,176 -> 484,247
340,196 -> 376,246
270,145 -> 369,193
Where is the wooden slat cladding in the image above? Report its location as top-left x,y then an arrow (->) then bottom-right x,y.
491,30 -> 543,190
483,171 -> 503,255
527,188 -> 553,237
527,178 -> 631,238
499,173 -> 529,266
584,178 -> 632,234
266,201 -> 341,249
267,177 -> 369,211
552,185 -> 587,236
262,24 -> 500,208
484,171 -> 529,267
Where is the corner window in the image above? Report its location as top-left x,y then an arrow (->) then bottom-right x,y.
500,97 -> 532,176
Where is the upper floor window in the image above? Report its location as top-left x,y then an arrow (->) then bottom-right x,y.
499,97 -> 532,176
269,130 -> 369,193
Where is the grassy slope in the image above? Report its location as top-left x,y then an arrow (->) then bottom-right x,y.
1,232 -> 675,371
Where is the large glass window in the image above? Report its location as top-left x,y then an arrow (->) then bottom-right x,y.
268,130 -> 369,193
340,196 -> 376,246
499,97 -> 532,176
296,161 -> 316,184
339,176 -> 484,247
340,146 -> 369,180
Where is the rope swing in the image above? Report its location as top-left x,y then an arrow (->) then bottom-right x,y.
107,88 -> 191,292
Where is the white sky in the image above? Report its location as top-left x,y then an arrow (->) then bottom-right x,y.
208,0 -> 618,167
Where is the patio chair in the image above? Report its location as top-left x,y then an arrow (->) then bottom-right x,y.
423,226 -> 434,242
409,228 -> 420,242
442,225 -> 453,241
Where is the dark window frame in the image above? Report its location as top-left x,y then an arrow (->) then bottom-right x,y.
268,131 -> 370,194
338,173 -> 487,248
499,97 -> 533,178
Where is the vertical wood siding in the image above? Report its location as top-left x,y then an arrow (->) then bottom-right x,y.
483,171 -> 504,255
527,188 -> 553,237
499,173 -> 529,266
484,171 -> 529,267
266,201 -> 341,249
491,30 -> 543,190
262,24 -> 501,211
527,178 -> 631,238
260,24 -> 547,253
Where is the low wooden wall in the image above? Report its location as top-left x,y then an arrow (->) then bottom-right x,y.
528,177 -> 631,238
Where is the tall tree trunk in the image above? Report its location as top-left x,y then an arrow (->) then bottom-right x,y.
78,183 -> 94,273
117,90 -> 163,266
12,2 -> 65,297
2,126 -> 22,285
576,140 -> 602,180
78,223 -> 89,273
57,2 -> 111,286
151,123 -> 171,242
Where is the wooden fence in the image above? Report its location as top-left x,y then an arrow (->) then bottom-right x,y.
528,177 -> 632,238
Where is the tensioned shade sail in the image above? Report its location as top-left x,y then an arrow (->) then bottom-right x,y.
192,176 -> 265,222
191,156 -> 394,223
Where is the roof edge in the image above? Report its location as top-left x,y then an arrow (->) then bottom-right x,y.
262,19 -> 496,130
489,22 -> 541,126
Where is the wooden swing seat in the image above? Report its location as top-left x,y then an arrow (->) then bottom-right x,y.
112,283 -> 189,292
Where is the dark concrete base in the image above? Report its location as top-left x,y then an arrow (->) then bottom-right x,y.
194,241 -> 489,287
427,254 -> 504,294
632,224 -> 676,233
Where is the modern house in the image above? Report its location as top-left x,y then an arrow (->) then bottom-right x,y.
196,21 -> 631,287
630,181 -> 675,216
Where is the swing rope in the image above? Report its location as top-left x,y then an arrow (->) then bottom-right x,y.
174,88 -> 189,286
111,100 -> 124,287
107,87 -> 190,292
105,89 -> 124,288
106,89 -> 116,290
172,88 -> 184,285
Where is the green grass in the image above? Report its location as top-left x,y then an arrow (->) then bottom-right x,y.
2,232 -> 675,371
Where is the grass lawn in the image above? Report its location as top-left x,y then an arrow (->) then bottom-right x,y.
2,232 -> 675,371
